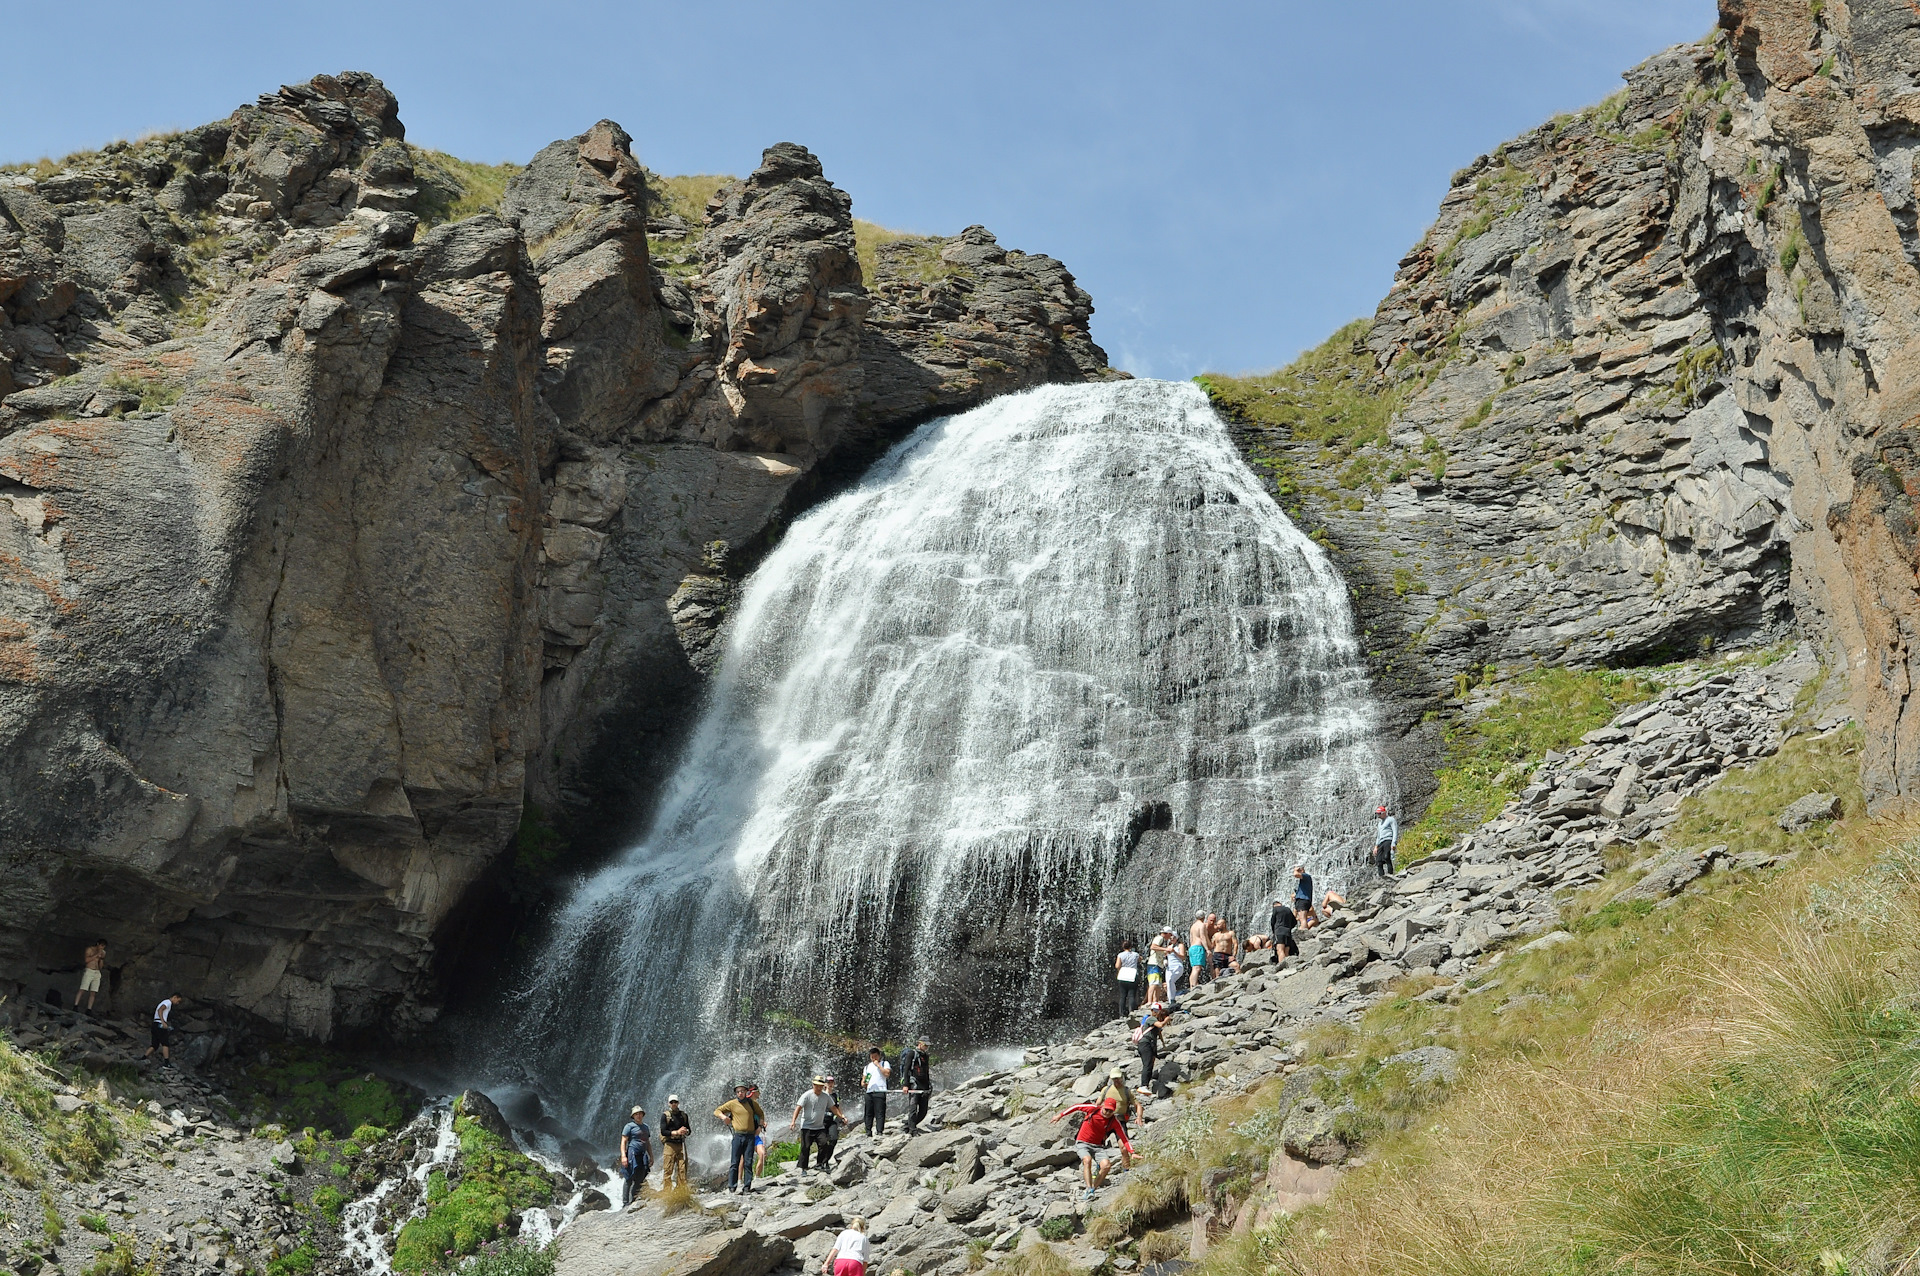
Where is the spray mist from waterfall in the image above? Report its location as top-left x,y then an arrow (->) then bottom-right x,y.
505,378 -> 1393,1141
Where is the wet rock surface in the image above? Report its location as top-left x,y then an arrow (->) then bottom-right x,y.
542,651 -> 1817,1276
0,75 -> 1117,1040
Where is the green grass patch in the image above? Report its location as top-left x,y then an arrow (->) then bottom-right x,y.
857,220 -> 958,287
648,173 -> 734,226
265,1245 -> 317,1276
1396,667 -> 1658,865
310,1183 -> 345,1222
391,1094 -> 555,1272
79,1212 -> 111,1235
102,369 -> 183,413
461,1241 -> 557,1276
227,1045 -> 412,1136
81,1233 -> 154,1276
411,149 -> 523,228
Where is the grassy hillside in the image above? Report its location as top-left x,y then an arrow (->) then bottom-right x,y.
1081,659 -> 1908,1275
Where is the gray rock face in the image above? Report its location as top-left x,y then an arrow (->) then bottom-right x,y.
1219,3 -> 1920,809
0,77 -> 1118,1038
1778,791 -> 1842,832
556,1204 -> 792,1276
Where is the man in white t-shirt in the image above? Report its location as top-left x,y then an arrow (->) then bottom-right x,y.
860,1047 -> 891,1136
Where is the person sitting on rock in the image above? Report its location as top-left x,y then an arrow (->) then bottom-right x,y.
1051,1095 -> 1134,1199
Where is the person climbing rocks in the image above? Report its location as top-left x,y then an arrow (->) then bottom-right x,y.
861,1047 -> 891,1136
1100,1063 -> 1137,1126
142,993 -> 181,1068
1134,1005 -> 1170,1095
897,1039 -> 933,1134
76,940 -> 106,1013
659,1095 -> 690,1189
619,1105 -> 651,1206
822,1217 -> 871,1276
791,1074 -> 841,1173
1113,939 -> 1139,1018
1051,1094 -> 1134,1199
1372,804 -> 1400,876
715,1082 -> 765,1193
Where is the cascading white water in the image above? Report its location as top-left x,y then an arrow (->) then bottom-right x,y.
511,379 -> 1393,1140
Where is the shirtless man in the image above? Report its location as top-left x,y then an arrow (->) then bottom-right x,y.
1209,924 -> 1238,976
76,940 -> 106,1012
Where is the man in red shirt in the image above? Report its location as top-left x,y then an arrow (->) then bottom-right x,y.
1051,1096 -> 1134,1199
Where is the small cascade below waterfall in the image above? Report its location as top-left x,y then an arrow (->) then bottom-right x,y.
506,378 -> 1394,1143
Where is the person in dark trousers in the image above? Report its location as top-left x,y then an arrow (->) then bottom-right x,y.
819,1077 -> 844,1168
1292,865 -> 1314,920
619,1105 -> 651,1206
658,1095 -> 691,1190
860,1047 -> 891,1136
790,1074 -> 842,1173
714,1082 -> 765,1193
142,993 -> 182,1068
1113,940 -> 1139,1018
1372,804 -> 1399,877
1134,1004 -> 1169,1091
896,1039 -> 933,1134
1269,896 -> 1299,960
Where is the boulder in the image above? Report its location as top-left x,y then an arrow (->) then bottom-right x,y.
898,1128 -> 975,1170
764,1205 -> 842,1241
1778,792 -> 1842,833
457,1090 -> 515,1145
556,1205 -> 792,1276
940,1178 -> 997,1223
1611,846 -> 1726,904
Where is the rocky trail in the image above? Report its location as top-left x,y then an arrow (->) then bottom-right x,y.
538,647 -> 1829,1276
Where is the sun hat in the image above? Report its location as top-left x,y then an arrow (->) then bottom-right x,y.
631,1105 -> 644,1114
667,1094 -> 680,1103
812,1074 -> 828,1084
1109,1065 -> 1125,1078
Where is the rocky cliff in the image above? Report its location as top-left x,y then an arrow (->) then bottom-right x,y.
1217,0 -> 1920,810
0,74 -> 1119,1040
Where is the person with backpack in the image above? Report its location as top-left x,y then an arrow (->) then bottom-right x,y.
619,1105 -> 652,1206
819,1077 -> 845,1168
1050,1094 -> 1134,1199
896,1039 -> 933,1134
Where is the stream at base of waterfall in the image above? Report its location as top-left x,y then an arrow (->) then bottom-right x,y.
484,378 -> 1393,1165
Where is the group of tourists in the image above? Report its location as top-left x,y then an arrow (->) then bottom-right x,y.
1113,805 -> 1401,1024
614,1037 -> 940,1202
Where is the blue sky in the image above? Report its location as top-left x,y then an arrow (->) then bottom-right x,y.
3,1 -> 1714,378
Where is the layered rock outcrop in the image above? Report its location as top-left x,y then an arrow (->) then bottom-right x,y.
0,75 -> 1118,1038
1224,0 -> 1920,807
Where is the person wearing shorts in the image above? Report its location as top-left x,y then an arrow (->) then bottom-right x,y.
823,1218 -> 870,1276
143,994 -> 181,1068
76,941 -> 106,1012
1052,1096 -> 1132,1198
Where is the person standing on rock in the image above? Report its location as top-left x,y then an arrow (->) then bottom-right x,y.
1164,929 -> 1186,1004
897,1039 -> 933,1134
861,1047 -> 891,1137
76,940 -> 106,1013
714,1082 -> 765,1194
1292,866 -> 1315,920
791,1075 -> 841,1173
1113,940 -> 1140,1018
750,1085 -> 773,1180
1146,928 -> 1171,1007
619,1105 -> 651,1207
819,1077 -> 845,1168
1188,913 -> 1210,987
1270,897 -> 1299,962
659,1095 -> 690,1190
822,1217 -> 871,1276
142,993 -> 181,1069
1210,923 -> 1239,977
1372,804 -> 1399,877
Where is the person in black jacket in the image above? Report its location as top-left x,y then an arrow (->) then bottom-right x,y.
1269,895 -> 1299,960
1135,1005 -> 1170,1095
897,1038 -> 933,1134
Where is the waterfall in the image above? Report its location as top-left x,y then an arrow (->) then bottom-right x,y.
509,378 -> 1393,1141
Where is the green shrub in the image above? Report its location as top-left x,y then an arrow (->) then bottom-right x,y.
266,1245 -> 317,1276
391,1098 -> 555,1272
78,1212 -> 111,1235
236,1047 -> 413,1135
463,1242 -> 557,1276
81,1234 -> 150,1276
1037,1215 -> 1076,1241
310,1184 -> 344,1222
411,149 -> 523,228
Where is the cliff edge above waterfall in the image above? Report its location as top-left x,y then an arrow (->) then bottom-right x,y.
0,73 -> 1122,1042
1209,0 -> 1920,817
